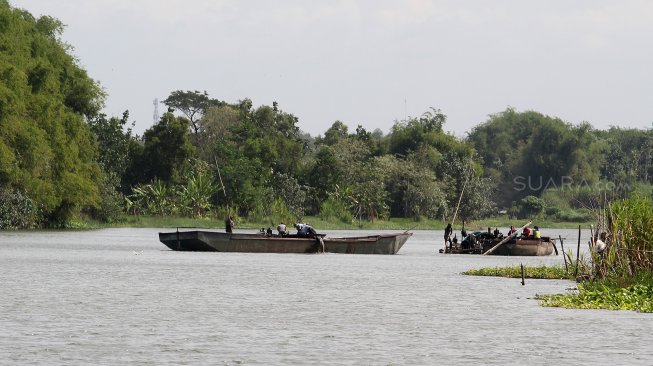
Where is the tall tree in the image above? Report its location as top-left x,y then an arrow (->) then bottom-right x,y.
128,112 -> 196,185
0,3 -> 105,226
88,111 -> 137,188
162,90 -> 223,135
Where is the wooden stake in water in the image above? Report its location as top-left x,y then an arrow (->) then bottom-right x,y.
521,263 -> 525,286
559,235 -> 568,272
575,225 -> 581,277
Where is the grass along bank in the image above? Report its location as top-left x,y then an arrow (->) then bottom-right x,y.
84,214 -> 591,231
94,214 -> 441,231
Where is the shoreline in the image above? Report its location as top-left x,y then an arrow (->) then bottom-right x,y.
61,214 -> 592,231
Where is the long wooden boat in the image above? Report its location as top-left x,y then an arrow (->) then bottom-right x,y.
442,233 -> 554,256
159,230 -> 412,254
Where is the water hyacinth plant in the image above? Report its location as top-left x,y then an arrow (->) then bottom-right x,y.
463,265 -> 571,280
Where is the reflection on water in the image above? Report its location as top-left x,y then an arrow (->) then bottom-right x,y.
0,228 -> 651,365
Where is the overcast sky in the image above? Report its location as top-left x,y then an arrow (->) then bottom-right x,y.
11,0 -> 653,137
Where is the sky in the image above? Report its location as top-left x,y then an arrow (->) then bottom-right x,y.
10,0 -> 653,137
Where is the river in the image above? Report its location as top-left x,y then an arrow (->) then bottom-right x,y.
0,228 -> 651,365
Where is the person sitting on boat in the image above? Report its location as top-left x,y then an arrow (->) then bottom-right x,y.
507,225 -> 517,237
277,222 -> 288,236
533,226 -> 541,239
295,223 -> 308,237
493,227 -> 500,238
523,226 -> 531,239
295,223 -> 316,238
266,227 -> 273,236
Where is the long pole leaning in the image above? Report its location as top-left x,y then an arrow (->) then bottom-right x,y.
444,169 -> 471,253
450,172 -> 470,229
483,220 -> 532,255
214,156 -> 229,215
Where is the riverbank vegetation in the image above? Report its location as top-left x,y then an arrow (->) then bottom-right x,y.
2,2 -> 653,231
76,214 -> 590,231
465,196 -> 653,313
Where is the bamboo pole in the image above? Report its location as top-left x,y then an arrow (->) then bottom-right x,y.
450,174 -> 469,229
483,220 -> 532,255
444,170 -> 471,253
214,156 -> 230,218
521,263 -> 525,286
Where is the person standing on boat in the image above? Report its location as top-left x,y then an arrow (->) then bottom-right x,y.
444,223 -> 453,247
225,215 -> 234,233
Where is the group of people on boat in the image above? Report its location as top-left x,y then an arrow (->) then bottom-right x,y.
507,225 -> 541,240
225,216 -> 317,238
444,222 -> 543,249
273,221 -> 315,237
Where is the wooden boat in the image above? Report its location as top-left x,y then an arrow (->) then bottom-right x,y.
159,230 -> 412,254
441,231 -> 554,256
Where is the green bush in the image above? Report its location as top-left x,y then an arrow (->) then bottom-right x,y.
87,173 -> 124,223
319,197 -> 353,224
0,187 -> 40,229
517,195 -> 545,219
554,208 -> 591,222
545,207 -> 561,216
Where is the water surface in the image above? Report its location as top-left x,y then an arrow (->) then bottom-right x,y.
1,228 -> 650,365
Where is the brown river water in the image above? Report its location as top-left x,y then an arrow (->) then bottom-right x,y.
1,228 -> 651,365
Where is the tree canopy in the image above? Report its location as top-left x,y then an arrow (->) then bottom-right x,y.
0,2 -> 104,226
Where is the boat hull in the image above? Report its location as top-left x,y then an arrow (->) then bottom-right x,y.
486,239 -> 554,256
324,234 -> 412,254
444,237 -> 554,256
159,230 -> 412,255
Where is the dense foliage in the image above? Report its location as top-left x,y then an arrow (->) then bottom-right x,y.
0,2 -> 104,227
2,2 -> 653,228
